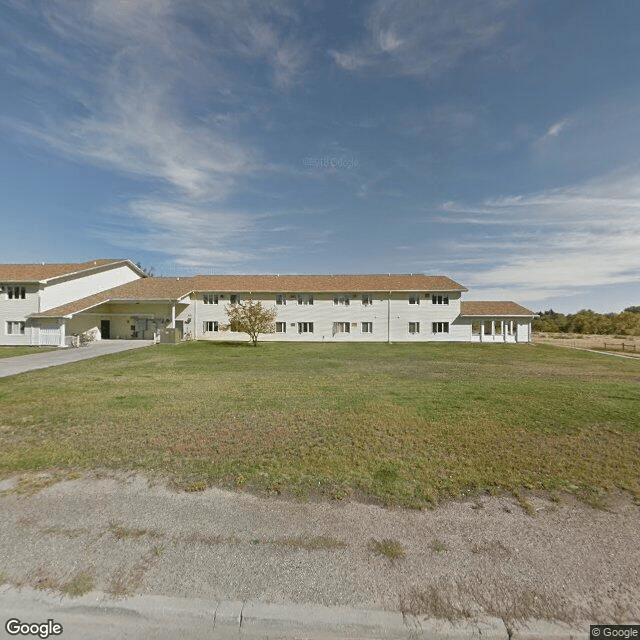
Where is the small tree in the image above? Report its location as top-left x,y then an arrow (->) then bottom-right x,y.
222,299 -> 277,346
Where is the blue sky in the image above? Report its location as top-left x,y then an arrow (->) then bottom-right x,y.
1,0 -> 639,312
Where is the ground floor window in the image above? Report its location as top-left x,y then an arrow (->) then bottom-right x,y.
275,322 -> 286,333
408,322 -> 420,334
333,321 -> 350,334
298,322 -> 314,333
6,321 -> 25,335
203,321 -> 218,332
362,322 -> 373,333
471,322 -> 480,335
432,322 -> 449,333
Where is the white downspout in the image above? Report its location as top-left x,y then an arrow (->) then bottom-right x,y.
387,291 -> 391,343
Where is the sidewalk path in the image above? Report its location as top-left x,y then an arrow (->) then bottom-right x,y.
0,340 -> 154,378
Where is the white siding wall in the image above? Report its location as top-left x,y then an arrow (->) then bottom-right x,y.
192,291 -> 467,342
40,264 -> 141,312
0,284 -> 39,345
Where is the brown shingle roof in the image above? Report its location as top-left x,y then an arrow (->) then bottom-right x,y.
30,277 -> 194,318
0,259 -> 132,282
189,274 -> 467,293
460,301 -> 535,317
30,273 -> 467,318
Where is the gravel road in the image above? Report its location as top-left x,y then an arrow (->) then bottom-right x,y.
0,473 -> 638,629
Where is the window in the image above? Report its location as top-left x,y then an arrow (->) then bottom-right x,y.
275,294 -> 287,305
229,294 -> 240,304
408,294 -> 420,305
203,293 -> 218,304
297,322 -> 314,333
408,322 -> 420,334
362,322 -> 373,333
432,294 -> 449,305
297,294 -> 313,305
333,295 -> 350,306
432,322 -> 449,333
333,321 -> 350,334
6,321 -> 25,335
275,322 -> 287,333
203,321 -> 218,332
361,293 -> 373,306
6,286 -> 26,300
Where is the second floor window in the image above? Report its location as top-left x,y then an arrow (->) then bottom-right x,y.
6,286 -> 26,300
333,296 -> 350,306
409,294 -> 420,305
203,293 -> 218,304
432,294 -> 449,305
276,294 -> 287,305
361,293 -> 372,306
297,294 -> 313,305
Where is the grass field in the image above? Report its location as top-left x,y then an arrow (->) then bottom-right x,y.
0,346 -> 56,358
1,341 -> 639,507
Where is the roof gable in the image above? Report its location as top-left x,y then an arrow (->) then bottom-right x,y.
0,259 -> 140,283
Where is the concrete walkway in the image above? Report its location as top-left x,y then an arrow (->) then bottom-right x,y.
0,585 -> 580,639
0,340 -> 154,378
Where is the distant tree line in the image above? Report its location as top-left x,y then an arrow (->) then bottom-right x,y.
533,307 -> 640,335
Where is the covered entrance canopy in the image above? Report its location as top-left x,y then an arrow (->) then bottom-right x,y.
459,301 -> 537,343
27,278 -> 194,346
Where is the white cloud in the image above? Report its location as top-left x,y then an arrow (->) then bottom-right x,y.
94,198 -> 259,267
437,169 -> 640,302
330,0 -> 517,78
545,119 -> 569,138
1,0 -> 314,267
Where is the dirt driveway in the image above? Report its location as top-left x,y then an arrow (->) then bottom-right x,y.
0,473 -> 638,636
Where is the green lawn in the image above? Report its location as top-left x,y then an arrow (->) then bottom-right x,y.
0,346 -> 57,358
1,341 -> 639,507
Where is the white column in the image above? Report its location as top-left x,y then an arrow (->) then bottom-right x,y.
491,320 -> 495,340
479,322 -> 484,342
59,319 -> 66,347
171,303 -> 176,328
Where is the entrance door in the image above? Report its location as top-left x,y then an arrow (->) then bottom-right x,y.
101,320 -> 111,339
175,320 -> 184,339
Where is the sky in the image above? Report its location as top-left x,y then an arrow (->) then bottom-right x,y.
1,0 -> 639,313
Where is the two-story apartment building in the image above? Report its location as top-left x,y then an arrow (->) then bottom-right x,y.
1,261 -> 535,346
